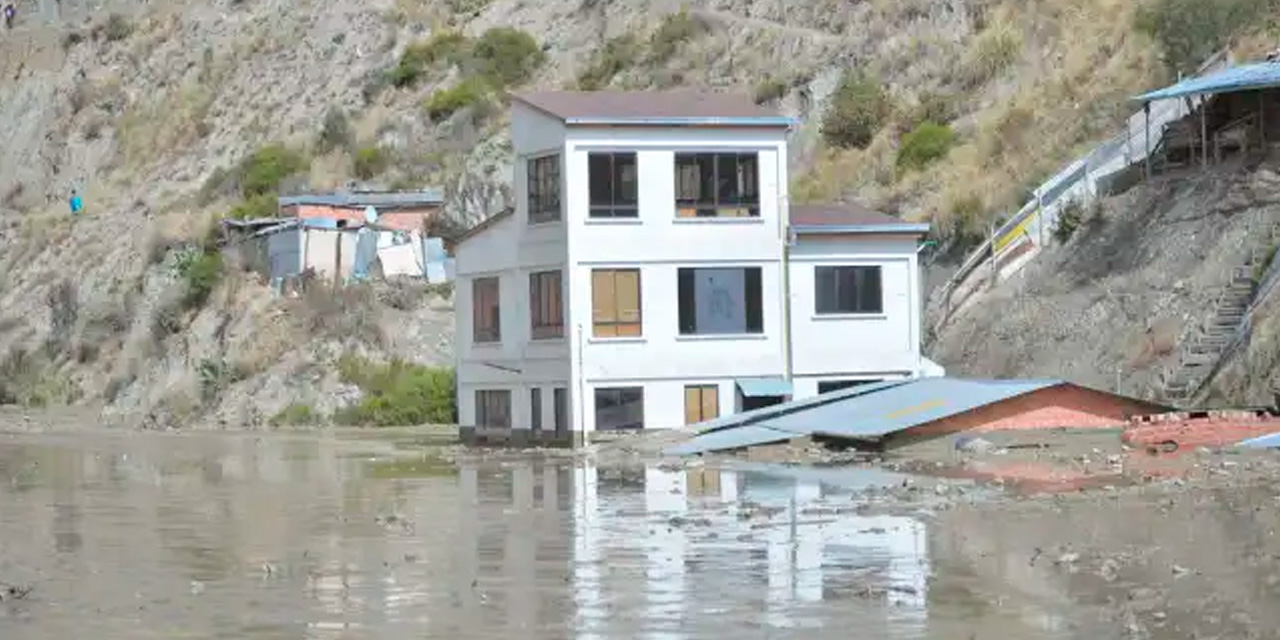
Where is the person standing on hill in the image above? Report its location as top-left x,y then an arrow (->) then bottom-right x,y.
69,189 -> 83,215
3,3 -> 16,30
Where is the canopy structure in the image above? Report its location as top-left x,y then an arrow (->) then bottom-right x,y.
1134,62 -> 1280,103
734,377 -> 793,398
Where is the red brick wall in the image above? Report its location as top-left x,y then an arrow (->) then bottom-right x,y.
890,385 -> 1159,447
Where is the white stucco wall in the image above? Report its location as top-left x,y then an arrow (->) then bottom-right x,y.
454,106 -> 572,430
787,234 -> 922,398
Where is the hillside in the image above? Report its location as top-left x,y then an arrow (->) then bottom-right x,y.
0,0 -> 1255,425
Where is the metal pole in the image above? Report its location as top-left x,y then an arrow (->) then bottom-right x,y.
1144,103 -> 1152,180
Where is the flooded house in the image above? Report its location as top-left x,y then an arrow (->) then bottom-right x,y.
451,90 -> 945,446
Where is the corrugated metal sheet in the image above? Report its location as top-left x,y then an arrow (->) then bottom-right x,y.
758,378 -> 1060,440
278,191 -> 444,209
736,377 -> 793,398
666,377 -> 1065,455
1135,62 -> 1280,102
1236,431 -> 1280,448
665,425 -> 799,456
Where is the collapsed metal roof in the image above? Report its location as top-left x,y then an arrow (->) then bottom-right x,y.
1134,62 -> 1280,103
278,190 -> 444,209
665,377 -> 1073,456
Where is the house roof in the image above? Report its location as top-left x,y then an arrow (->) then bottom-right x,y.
455,207 -> 515,244
790,203 -> 930,235
277,190 -> 444,210
665,377 -> 1167,456
1134,61 -> 1280,103
512,91 -> 795,128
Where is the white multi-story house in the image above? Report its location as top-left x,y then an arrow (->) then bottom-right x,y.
452,91 -> 940,446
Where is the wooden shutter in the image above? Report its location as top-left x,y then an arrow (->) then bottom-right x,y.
684,387 -> 701,425
616,270 -> 640,335
701,386 -> 719,420
592,270 -> 617,336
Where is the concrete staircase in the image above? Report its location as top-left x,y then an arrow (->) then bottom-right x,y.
1161,222 -> 1280,404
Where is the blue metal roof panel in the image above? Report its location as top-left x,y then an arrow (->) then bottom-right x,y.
1134,62 -> 1280,102
755,378 -> 1063,440
278,190 -> 444,208
792,223 -> 930,235
663,425 -> 798,456
1236,431 -> 1280,448
735,377 -> 794,398
564,116 -> 795,128
690,378 -> 912,434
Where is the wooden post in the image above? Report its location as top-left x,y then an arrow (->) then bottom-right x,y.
1144,102 -> 1152,180
333,231 -> 342,290
1201,96 -> 1209,168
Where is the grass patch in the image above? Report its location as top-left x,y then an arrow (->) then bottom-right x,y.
471,27 -> 545,87
896,121 -> 956,172
753,76 -> 788,105
965,17 -> 1022,86
94,13 -> 133,43
577,34 -> 640,90
388,30 -> 470,88
227,192 -> 277,219
270,402 -> 321,427
317,106 -> 353,153
354,146 -> 389,180
649,10 -> 708,64
425,77 -> 489,121
822,70 -> 892,150
174,248 -> 224,310
239,144 -> 307,197
1053,199 -> 1086,243
334,355 -> 456,427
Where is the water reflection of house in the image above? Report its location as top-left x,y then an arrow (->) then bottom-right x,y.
454,458 -> 930,637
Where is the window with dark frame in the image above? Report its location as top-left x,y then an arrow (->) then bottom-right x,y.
684,385 -> 719,425
588,152 -> 639,218
594,386 -> 644,431
815,266 -> 883,315
472,277 -> 501,343
553,388 -> 568,434
527,154 -> 561,224
677,267 -> 763,335
475,390 -> 512,428
674,152 -> 760,218
529,270 -> 564,339
591,269 -> 642,337
530,388 -> 543,432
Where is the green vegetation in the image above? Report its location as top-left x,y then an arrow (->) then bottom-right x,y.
822,71 -> 891,150
333,355 -> 456,427
1135,0 -> 1277,73
1053,199 -> 1086,243
753,76 -> 788,105
967,18 -> 1022,85
896,122 -> 956,172
354,146 -> 389,180
227,192 -> 277,219
425,78 -> 489,121
471,27 -> 545,86
317,106 -> 353,152
98,13 -> 133,43
388,31 -> 470,88
577,34 -> 640,90
270,403 -> 320,427
649,10 -> 708,64
239,144 -> 307,197
174,248 -> 223,310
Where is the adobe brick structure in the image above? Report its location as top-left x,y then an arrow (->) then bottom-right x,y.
888,384 -> 1165,449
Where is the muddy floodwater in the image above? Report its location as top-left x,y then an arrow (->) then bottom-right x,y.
1,429 -> 1279,639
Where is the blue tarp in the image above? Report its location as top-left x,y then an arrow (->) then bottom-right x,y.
736,377 -> 793,398
351,228 -> 379,281
1134,62 -> 1280,103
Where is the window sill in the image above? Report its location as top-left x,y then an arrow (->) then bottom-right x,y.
529,336 -> 567,344
472,341 -> 503,347
812,313 -> 888,321
587,336 -> 647,345
672,216 -> 764,225
675,333 -> 768,342
527,218 -> 563,228
585,218 -> 642,226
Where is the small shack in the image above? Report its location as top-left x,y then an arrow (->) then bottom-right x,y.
277,190 -> 444,233
1135,61 -> 1280,174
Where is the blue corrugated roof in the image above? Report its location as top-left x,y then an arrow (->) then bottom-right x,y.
665,425 -> 798,456
736,377 -> 794,398
757,378 -> 1061,440
279,190 -> 444,209
1134,62 -> 1280,103
1237,431 -> 1280,448
665,377 -> 1079,455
